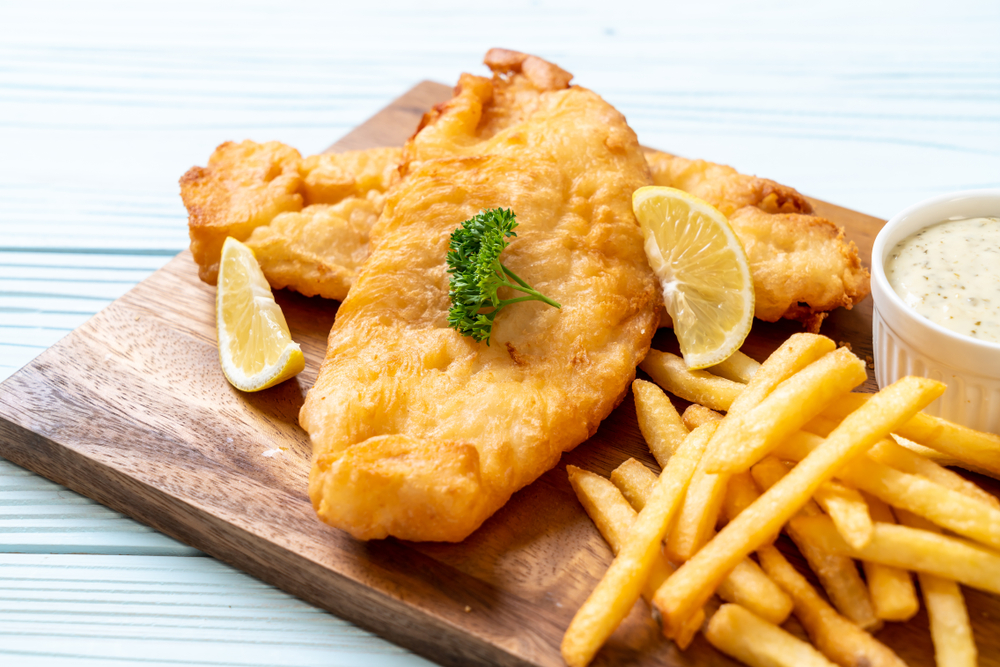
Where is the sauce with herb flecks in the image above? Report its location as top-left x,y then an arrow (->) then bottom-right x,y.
886,217 -> 1000,343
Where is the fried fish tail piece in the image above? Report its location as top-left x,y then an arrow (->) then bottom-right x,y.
644,150 -> 870,332
300,50 -> 660,542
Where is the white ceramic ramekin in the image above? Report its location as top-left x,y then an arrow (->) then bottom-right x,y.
871,189 -> 1000,435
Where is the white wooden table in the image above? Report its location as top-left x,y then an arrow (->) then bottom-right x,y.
1,1 -> 998,664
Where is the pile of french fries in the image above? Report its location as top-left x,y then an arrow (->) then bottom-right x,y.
561,333 -> 1000,667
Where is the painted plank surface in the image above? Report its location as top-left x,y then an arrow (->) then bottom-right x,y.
0,554 -> 433,667
2,81 -> 999,667
0,460 -> 198,556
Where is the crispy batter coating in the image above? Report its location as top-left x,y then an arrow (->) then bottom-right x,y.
300,51 -> 660,542
181,141 -> 303,284
729,208 -> 870,329
645,150 -> 870,331
300,147 -> 400,206
180,142 -> 400,292
245,194 -> 383,301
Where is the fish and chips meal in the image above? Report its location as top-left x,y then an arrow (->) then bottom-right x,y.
180,49 -> 1000,667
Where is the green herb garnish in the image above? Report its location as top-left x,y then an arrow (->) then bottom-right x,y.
446,208 -> 560,344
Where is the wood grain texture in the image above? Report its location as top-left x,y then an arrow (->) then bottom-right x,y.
1,82 -> 998,667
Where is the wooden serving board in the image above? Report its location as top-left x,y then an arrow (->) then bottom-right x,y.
1,81 -> 998,667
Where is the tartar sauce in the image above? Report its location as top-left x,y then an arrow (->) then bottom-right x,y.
885,216 -> 1000,343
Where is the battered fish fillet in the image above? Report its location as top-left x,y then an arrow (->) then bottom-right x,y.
299,50 -> 660,542
645,150 -> 870,331
180,141 -> 400,298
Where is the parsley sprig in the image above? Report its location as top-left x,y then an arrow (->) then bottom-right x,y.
446,208 -> 560,344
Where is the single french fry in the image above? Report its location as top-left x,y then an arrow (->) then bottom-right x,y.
681,403 -> 722,430
565,466 -> 704,650
632,379 -> 689,467
721,471 -> 759,522
896,511 -> 978,667
610,459 -> 793,625
861,493 -> 919,622
666,470 -> 728,561
789,514 -> 1000,595
714,556 -> 793,626
610,458 -> 657,512
867,438 -> 1000,509
705,604 -> 837,667
561,422 -> 716,667
726,334 -> 837,417
824,393 -> 1000,479
668,334 -> 837,560
652,376 -> 945,638
703,347 -> 868,474
812,480 -> 873,550
751,458 -> 879,631
775,429 -> 1000,551
758,545 -> 907,667
706,349 -> 760,384
639,350 -> 743,412
890,434 -> 994,475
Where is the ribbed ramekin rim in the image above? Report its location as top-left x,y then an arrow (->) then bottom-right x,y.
871,188 -> 1000,354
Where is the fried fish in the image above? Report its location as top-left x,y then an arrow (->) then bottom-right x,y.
645,150 -> 870,331
299,50 -> 660,542
180,141 -> 400,298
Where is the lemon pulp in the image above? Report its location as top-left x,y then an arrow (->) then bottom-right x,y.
216,237 -> 304,391
633,186 -> 754,369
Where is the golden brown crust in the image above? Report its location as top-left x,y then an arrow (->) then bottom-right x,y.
301,53 -> 658,542
644,150 -> 870,330
644,149 -> 812,217
181,143 -> 401,296
729,208 -> 870,331
483,48 -> 573,91
300,146 -> 400,206
180,140 -> 303,284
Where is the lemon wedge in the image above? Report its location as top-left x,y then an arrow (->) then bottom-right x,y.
216,237 -> 304,391
632,186 -> 754,369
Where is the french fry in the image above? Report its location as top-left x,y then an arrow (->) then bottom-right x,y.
758,545 -> 907,667
721,471 -> 759,523
705,604 -> 837,667
896,511 -> 978,667
610,459 -> 793,626
775,430 -> 1000,551
668,334 -> 837,560
751,458 -> 879,631
714,557 -> 793,626
652,376 -> 945,638
639,350 -> 743,412
789,514 -> 1000,595
681,403 -> 722,430
565,465 -> 705,650
842,457 -> 1000,552
561,422 -> 715,667
706,349 -> 760,384
823,393 -> 1000,479
866,438 -> 1000,509
890,434 -> 995,476
702,347 -> 868,474
861,493 -> 919,622
632,379 -> 688,467
725,334 -> 836,417
811,480 -> 873,550
665,469 -> 729,561
609,458 -> 657,512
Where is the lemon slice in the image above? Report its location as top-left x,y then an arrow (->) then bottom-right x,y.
633,186 -> 754,369
216,237 -> 304,391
